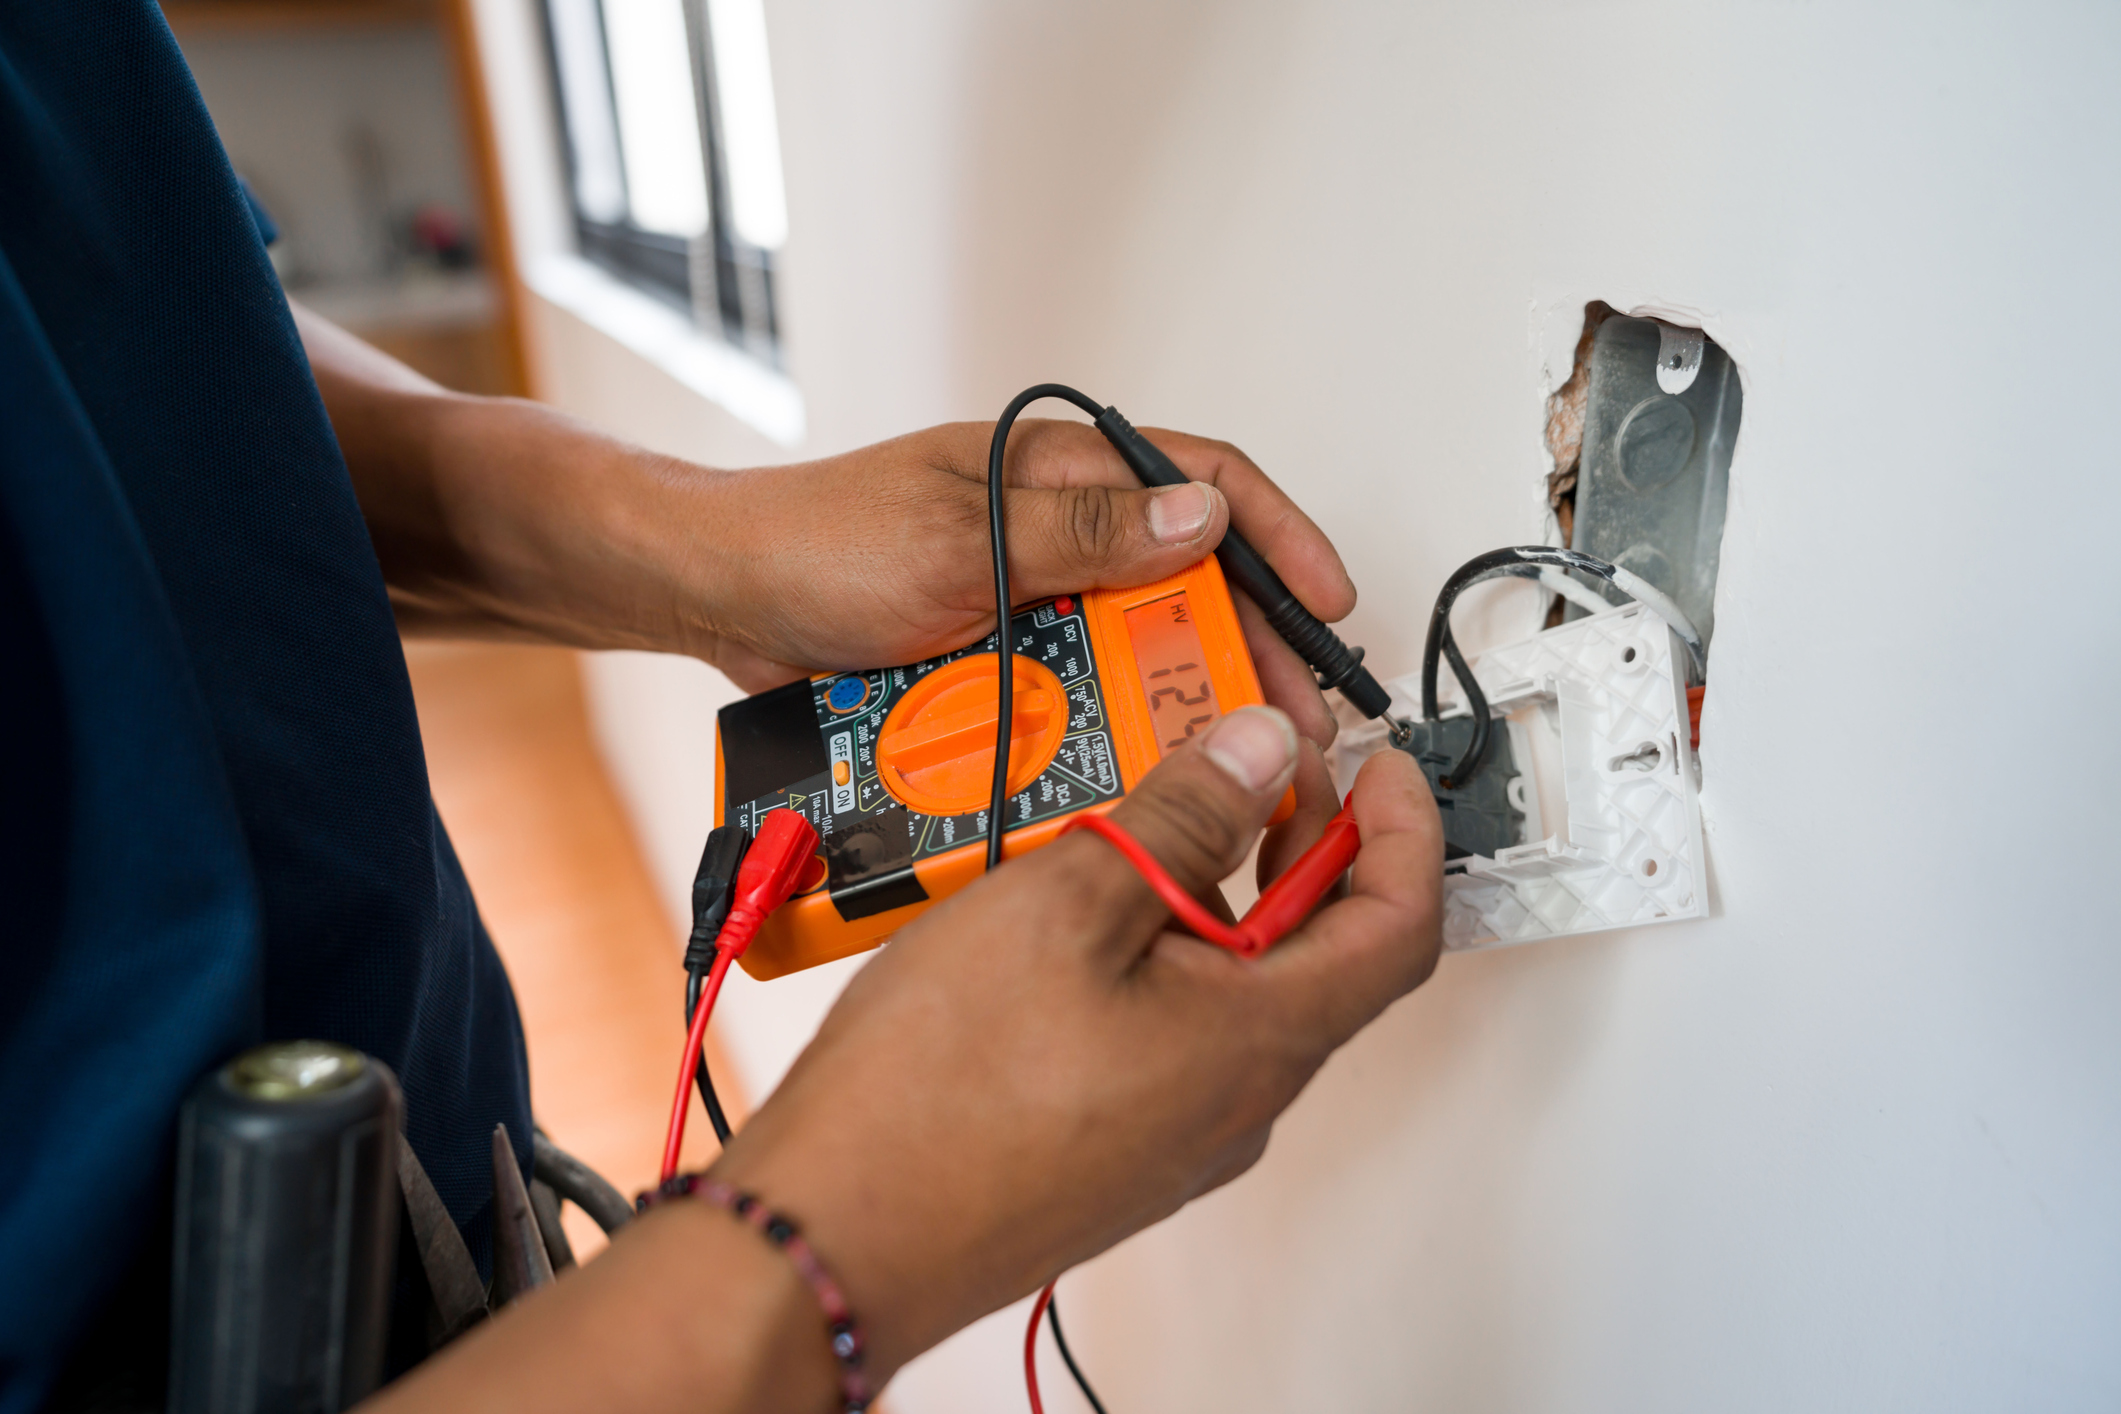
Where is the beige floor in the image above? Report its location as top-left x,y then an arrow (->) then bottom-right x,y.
405,640 -> 744,1259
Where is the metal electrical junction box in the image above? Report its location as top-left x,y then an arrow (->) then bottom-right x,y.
1326,313 -> 1739,949
1569,315 -> 1740,656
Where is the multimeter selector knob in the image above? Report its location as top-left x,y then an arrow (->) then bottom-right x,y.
875,654 -> 1068,818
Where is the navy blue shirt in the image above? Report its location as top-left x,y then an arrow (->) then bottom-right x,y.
0,7 -> 532,1406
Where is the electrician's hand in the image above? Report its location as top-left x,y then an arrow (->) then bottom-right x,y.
708,705 -> 1443,1379
684,420 -> 1356,747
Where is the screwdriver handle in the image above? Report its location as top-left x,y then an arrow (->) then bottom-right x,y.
1094,406 -> 1394,720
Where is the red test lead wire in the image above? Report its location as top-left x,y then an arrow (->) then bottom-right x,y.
1027,802 -> 1365,1411
1063,802 -> 1361,957
660,809 -> 822,1183
1024,1281 -> 1058,1414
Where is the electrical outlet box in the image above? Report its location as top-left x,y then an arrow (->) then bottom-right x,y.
1335,601 -> 1705,951
1570,316 -> 1739,654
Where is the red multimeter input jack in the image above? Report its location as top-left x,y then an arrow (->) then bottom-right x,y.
714,555 -> 1295,980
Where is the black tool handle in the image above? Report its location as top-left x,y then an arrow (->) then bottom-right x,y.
1093,406 -> 1394,720
171,1043 -> 400,1414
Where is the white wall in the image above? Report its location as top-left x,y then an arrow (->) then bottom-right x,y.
470,1 -> 2121,1408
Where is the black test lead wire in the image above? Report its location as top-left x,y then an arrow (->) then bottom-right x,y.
984,383 -> 1418,1410
983,384 -> 1115,1413
684,967 -> 735,1144
1045,1295 -> 1110,1414
984,385 -> 1107,870
1417,545 -> 1707,789
684,825 -> 751,1145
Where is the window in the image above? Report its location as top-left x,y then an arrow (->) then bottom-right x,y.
541,0 -> 787,361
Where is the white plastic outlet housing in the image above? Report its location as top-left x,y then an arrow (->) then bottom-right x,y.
1334,601 -> 1706,951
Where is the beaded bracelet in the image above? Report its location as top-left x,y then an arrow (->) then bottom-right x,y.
637,1175 -> 873,1412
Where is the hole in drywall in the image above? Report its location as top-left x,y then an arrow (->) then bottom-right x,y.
1543,300 -> 1617,622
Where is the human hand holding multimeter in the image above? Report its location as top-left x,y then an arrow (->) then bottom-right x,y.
713,384 -> 1399,981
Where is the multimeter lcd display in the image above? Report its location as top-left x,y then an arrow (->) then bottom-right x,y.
1123,591 -> 1225,757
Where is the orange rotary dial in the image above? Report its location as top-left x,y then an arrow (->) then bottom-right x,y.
874,654 -> 1068,817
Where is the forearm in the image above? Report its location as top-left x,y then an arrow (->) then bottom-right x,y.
294,302 -> 739,660
361,1202 -> 841,1414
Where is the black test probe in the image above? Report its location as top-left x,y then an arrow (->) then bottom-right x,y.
1092,405 -> 1396,720
984,385 -> 1398,872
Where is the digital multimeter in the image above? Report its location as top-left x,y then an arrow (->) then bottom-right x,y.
715,555 -> 1293,979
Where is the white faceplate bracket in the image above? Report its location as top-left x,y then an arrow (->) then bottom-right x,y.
1333,601 -> 1706,952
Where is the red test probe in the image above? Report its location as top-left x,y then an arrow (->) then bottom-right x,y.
1064,802 -> 1361,958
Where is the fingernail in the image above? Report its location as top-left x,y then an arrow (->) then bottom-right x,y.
1201,706 -> 1297,793
1147,482 -> 1214,545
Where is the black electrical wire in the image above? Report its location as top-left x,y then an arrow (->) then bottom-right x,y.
684,963 -> 735,1145
984,384 -> 1106,871
1419,545 -> 1706,790
986,385 -> 1114,1414
1045,1292 -> 1110,1414
1436,625 -> 1490,791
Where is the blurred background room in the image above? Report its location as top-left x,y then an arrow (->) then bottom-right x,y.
164,1 -> 2121,1410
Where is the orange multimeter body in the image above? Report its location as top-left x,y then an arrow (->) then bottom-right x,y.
714,556 -> 1292,980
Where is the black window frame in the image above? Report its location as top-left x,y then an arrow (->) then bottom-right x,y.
538,0 -> 782,362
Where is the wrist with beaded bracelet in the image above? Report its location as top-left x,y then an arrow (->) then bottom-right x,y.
637,1174 -> 874,1413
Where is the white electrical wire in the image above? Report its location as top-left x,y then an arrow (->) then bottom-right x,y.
1535,567 -> 1618,618
1473,553 -> 1705,675
1572,557 -> 1705,676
